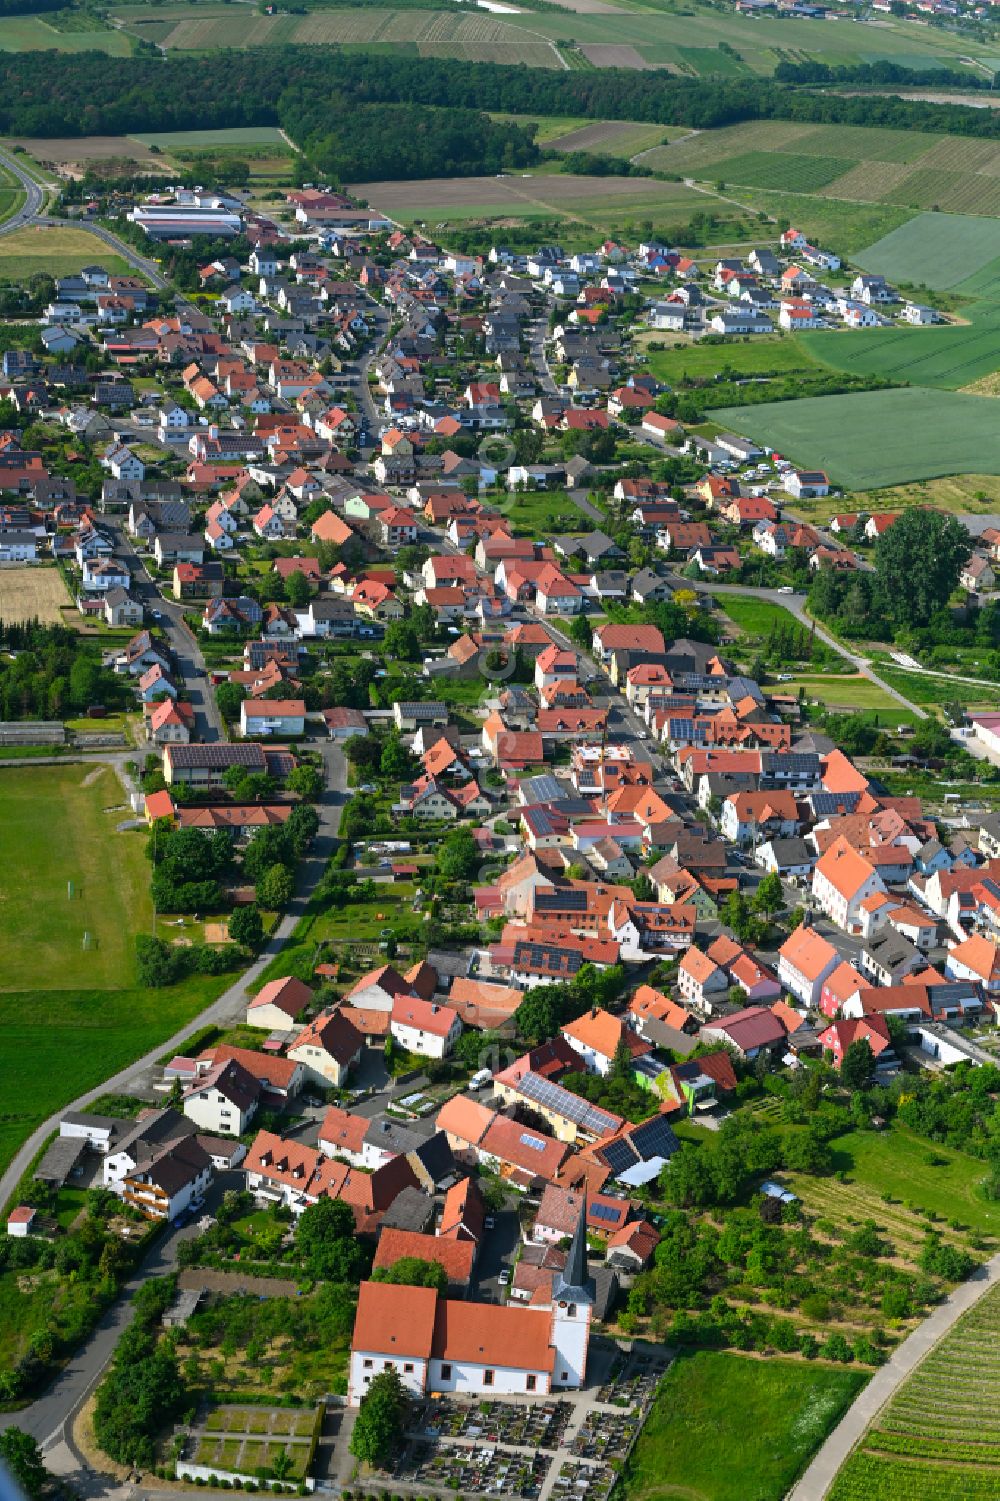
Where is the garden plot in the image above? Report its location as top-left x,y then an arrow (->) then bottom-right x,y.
183,1403 -> 321,1484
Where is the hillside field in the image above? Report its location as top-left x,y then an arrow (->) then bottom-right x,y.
711,387 -> 1000,490
0,225 -> 132,280
829,1282 -> 1000,1499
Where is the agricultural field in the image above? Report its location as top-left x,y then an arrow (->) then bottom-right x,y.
803,303 -> 1000,392
118,6 -> 565,66
106,0 -> 1000,71
0,14 -> 132,53
0,225 -> 132,281
130,126 -> 287,149
854,211 -> 1000,291
644,120 -> 1000,219
5,135 -> 169,179
542,119 -> 677,158
829,1282 -> 1000,1500
352,171 -> 718,229
711,387 -> 1000,490
620,1351 -> 865,1501
0,566 -> 71,625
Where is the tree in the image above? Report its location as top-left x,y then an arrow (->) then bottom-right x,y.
216,680 -> 246,723
284,569 -> 313,608
874,509 -> 971,629
840,1038 -> 875,1093
753,871 -> 783,917
288,763 -> 323,801
350,1368 -> 406,1467
568,612 -> 592,651
344,735 -> 382,772
371,1255 -> 447,1293
297,1196 -> 364,1281
383,621 -> 420,662
379,734 -> 413,781
0,1428 -> 46,1501
257,863 -> 294,909
435,826 -> 479,882
228,904 -> 264,951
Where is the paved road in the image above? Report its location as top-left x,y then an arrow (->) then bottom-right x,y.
0,744 -> 347,1216
691,581 -> 929,720
0,144 -> 45,233
108,520 -> 225,742
789,1249 -> 1000,1499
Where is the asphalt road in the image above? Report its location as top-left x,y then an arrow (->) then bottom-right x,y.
0,144 -> 45,234
691,581 -> 928,720
108,520 -> 225,743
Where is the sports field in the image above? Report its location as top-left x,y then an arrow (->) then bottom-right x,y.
0,765 -> 150,993
620,1351 -> 865,1501
0,566 -> 71,626
712,387 -> 1000,490
829,1281 -> 1000,1499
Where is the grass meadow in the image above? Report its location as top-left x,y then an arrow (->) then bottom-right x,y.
0,766 -> 234,1175
620,1351 -> 865,1501
0,226 -> 132,281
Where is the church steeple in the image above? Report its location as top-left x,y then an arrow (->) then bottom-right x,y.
553,1195 -> 595,1305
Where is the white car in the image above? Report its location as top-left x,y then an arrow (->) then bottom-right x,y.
498,1268 -> 511,1286
777,586 -> 794,594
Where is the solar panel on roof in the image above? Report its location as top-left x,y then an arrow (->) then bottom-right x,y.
590,1202 -> 622,1223
600,1138 -> 638,1175
630,1117 -> 679,1161
518,1071 -> 617,1134
519,1133 -> 547,1152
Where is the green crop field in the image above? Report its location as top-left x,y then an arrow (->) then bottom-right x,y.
711,387 -> 1000,490
820,1124 -> 999,1234
830,1281 -> 1000,1499
855,211 -> 1000,290
131,126 -> 288,149
620,1351 -> 865,1501
803,304 -> 1000,391
0,14 -> 132,52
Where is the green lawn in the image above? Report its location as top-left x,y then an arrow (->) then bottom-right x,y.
711,387 -> 1000,490
0,226 -> 132,281
641,334 -> 819,386
619,1350 -> 865,1501
0,766 -> 240,1177
719,595 -> 837,667
503,490 -> 586,537
824,1125 -> 999,1235
876,664 -> 1000,707
777,675 -> 913,715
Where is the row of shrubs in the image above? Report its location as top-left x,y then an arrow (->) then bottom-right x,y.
154,1470 -> 305,1495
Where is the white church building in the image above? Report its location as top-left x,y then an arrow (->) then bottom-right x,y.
348,1202 -> 594,1404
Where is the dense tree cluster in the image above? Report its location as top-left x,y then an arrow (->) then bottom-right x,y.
9,52 -> 1000,170
0,620 -> 132,720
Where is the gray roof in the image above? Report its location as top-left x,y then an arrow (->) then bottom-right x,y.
378,1185 -> 435,1234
